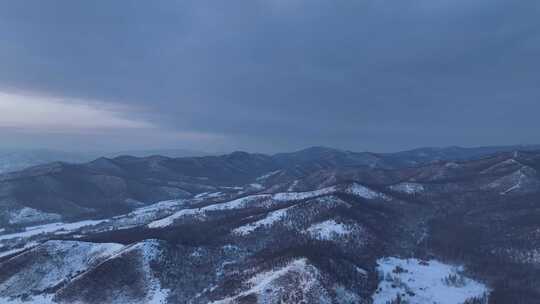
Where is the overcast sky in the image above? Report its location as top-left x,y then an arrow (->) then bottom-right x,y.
0,0 -> 539,153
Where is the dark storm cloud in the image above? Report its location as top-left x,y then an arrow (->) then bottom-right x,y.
0,0 -> 539,152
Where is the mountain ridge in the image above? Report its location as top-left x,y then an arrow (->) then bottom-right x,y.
1,145 -> 540,227
0,146 -> 540,302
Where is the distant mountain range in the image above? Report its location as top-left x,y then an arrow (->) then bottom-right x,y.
0,149 -> 94,174
0,148 -> 210,174
1,144 -> 540,223
2,144 -> 540,174
1,145 -> 540,303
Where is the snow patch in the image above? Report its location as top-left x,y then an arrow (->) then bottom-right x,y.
272,186 -> 337,201
0,241 -> 39,259
8,207 -> 62,225
373,257 -> 489,304
485,167 -> 539,195
256,170 -> 281,181
148,195 -> 272,228
0,241 -> 124,301
195,192 -> 224,199
305,220 -> 350,241
210,258 -> 325,304
481,158 -> 520,174
445,162 -> 460,168
500,170 -> 526,195
390,182 -> 424,194
147,208 -> 202,228
108,199 -> 187,231
345,183 -> 390,200
232,207 -> 291,236
220,186 -> 244,190
249,183 -> 264,190
136,241 -> 170,304
287,180 -> 299,192
0,220 -> 107,241
132,199 -> 184,214
0,294 -> 55,304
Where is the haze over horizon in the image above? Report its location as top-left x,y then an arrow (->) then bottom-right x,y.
2,143 -> 540,158
1,0 -> 539,153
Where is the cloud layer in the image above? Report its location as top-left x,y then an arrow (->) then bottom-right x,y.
0,0 -> 538,152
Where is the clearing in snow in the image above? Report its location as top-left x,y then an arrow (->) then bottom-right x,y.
373,257 -> 489,304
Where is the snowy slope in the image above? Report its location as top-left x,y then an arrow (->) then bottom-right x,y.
231,207 -> 291,236
373,257 -> 489,304
210,259 -> 331,304
0,241 -> 124,302
344,183 -> 390,200
0,220 -> 107,241
305,220 -> 351,241
148,183 -> 390,229
389,182 -> 425,194
7,207 -> 62,226
53,240 -> 169,304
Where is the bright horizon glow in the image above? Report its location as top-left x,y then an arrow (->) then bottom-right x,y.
0,91 -> 154,132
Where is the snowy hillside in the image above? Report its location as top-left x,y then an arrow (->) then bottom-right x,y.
373,257 -> 489,304
1,148 -> 540,303
0,241 -> 124,303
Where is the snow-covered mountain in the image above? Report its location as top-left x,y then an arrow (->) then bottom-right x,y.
1,146 -> 540,303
